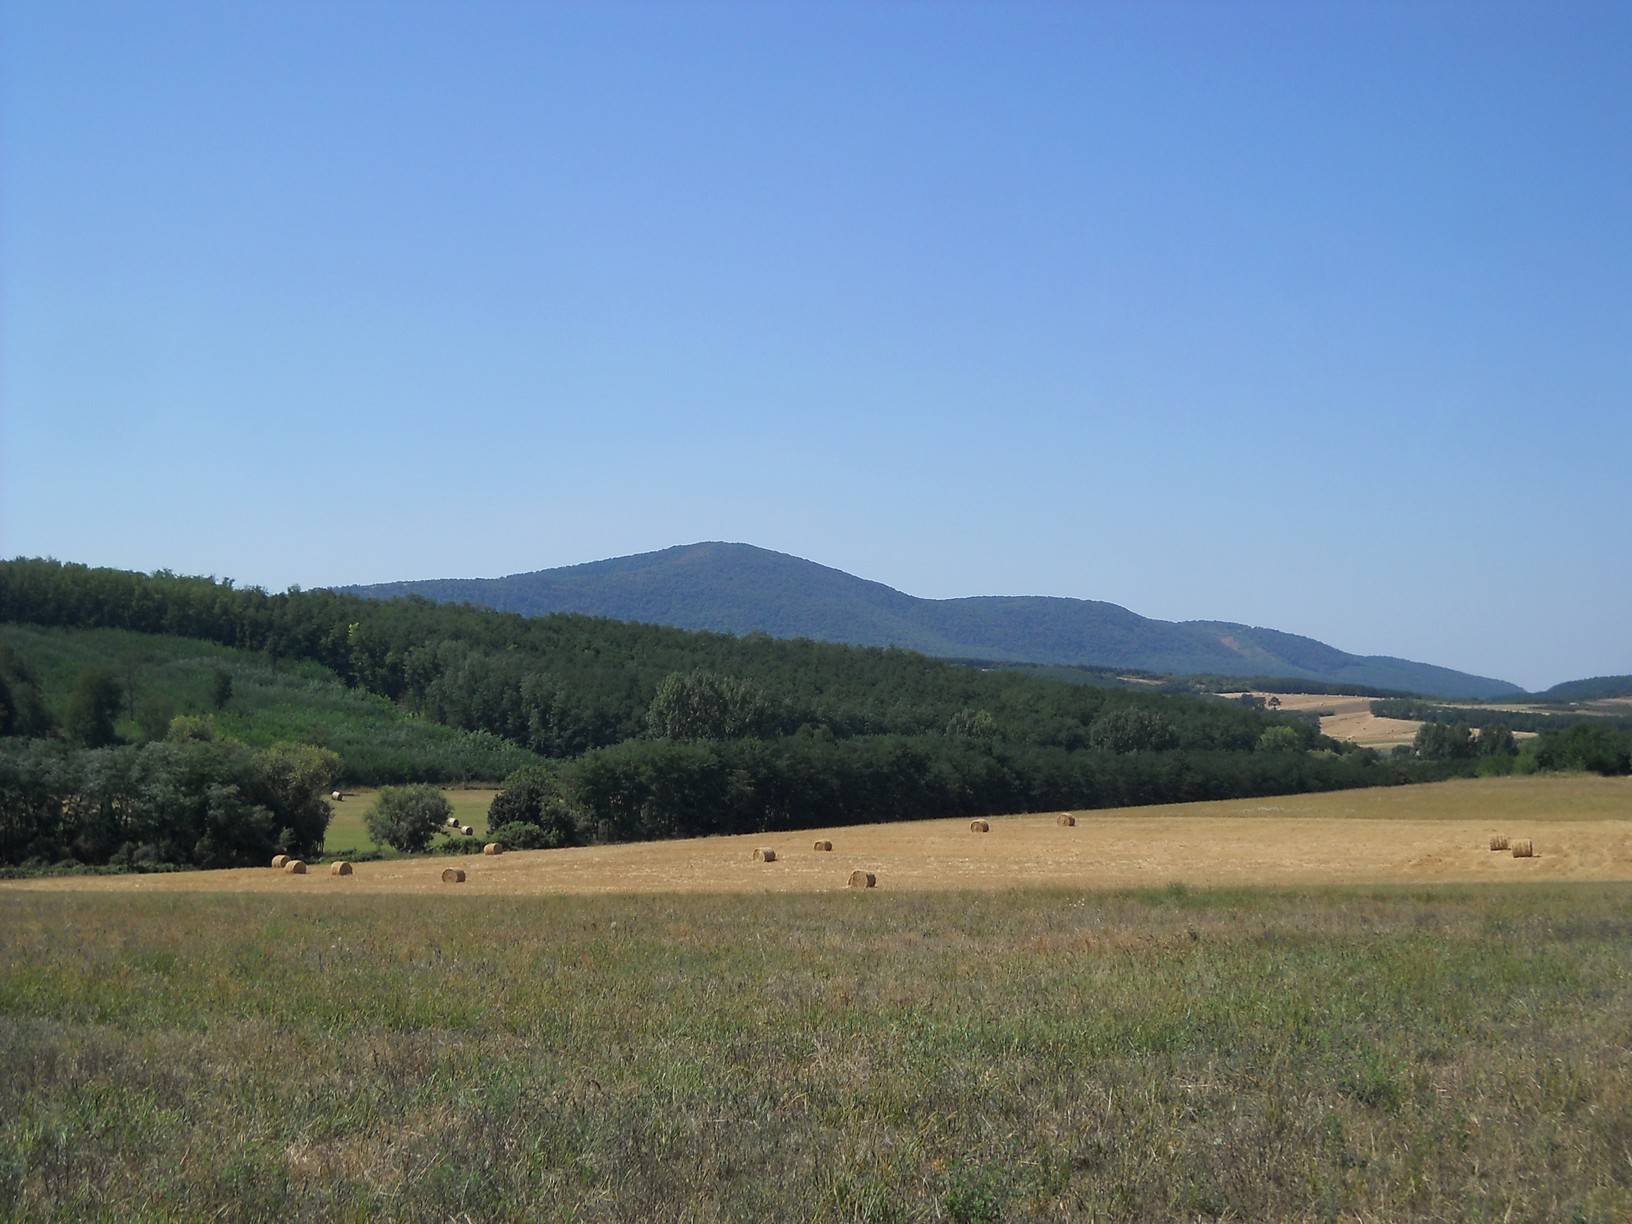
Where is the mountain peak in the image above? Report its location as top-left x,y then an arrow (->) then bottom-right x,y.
340,543 -> 1521,700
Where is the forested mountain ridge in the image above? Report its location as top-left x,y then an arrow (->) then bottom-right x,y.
342,542 -> 1522,700
1535,675 -> 1632,703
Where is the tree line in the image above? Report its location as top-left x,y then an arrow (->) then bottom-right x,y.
1379,698 -> 1631,777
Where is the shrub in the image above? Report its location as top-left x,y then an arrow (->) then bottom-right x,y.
489,820 -> 560,851
364,785 -> 452,853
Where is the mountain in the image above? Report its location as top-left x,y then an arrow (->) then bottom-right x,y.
339,542 -> 1523,700
1534,675 -> 1632,703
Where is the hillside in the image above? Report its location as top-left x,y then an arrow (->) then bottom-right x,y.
1535,675 -> 1632,703
342,542 -> 1522,700
0,624 -> 541,785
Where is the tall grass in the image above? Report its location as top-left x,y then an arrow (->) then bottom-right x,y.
1,883 -> 1628,1220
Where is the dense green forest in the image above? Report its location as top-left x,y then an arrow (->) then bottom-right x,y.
0,557 -> 1595,870
1532,675 -> 1632,703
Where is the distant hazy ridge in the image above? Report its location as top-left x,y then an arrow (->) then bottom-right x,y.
341,542 -> 1522,700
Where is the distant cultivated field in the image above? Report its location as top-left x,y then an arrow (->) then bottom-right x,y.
1253,691 -> 1425,748
14,775 -> 1630,896
1236,692 -> 1550,749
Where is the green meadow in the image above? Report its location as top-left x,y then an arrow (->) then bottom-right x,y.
2,883 -> 1628,1221
322,788 -> 500,858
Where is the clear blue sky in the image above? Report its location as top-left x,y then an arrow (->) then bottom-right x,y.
3,1 -> 1628,692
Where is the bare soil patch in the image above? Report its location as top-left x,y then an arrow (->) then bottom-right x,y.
12,776 -> 1628,897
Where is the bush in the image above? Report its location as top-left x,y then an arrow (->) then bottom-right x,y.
489,820 -> 561,851
364,785 -> 452,853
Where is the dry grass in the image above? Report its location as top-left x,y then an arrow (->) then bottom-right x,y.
12,776 -> 1629,899
1230,692 -> 1424,748
3,882 -> 1628,1221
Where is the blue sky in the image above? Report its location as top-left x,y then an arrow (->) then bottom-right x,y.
2,1 -> 1627,692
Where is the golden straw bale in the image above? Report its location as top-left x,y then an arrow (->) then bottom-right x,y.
753,847 -> 777,862
1489,834 -> 1509,851
970,819 -> 990,833
813,840 -> 833,852
848,869 -> 877,889
283,860 -> 306,875
1057,814 -> 1076,827
483,842 -> 503,855
330,861 -> 353,876
442,867 -> 466,883
1511,839 -> 1534,858
271,854 -> 290,869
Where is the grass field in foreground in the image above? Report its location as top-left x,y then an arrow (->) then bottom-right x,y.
1,883 -> 1628,1221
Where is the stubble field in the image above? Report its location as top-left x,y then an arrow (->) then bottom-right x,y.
2,775 -> 1629,1221
17,775 -> 1630,898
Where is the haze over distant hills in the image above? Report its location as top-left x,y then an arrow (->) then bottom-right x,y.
341,542 -> 1524,700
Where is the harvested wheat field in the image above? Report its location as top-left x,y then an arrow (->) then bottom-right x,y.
11,775 -> 1628,897
1233,691 -> 1548,750
1228,692 -> 1424,748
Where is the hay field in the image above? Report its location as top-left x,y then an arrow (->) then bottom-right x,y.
1228,691 -> 1424,747
14,775 -> 1629,897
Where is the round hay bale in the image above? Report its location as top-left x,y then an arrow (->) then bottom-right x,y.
813,839 -> 833,852
753,847 -> 777,862
970,819 -> 990,833
483,842 -> 503,855
1511,838 -> 1534,858
283,860 -> 306,875
1057,814 -> 1076,827
1489,834 -> 1509,851
330,860 -> 353,876
441,867 -> 466,883
460,825 -> 474,837
848,869 -> 876,889
446,816 -> 459,827
331,790 -> 343,801
271,854 -> 290,869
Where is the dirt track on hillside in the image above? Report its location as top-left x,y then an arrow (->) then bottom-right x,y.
11,777 -> 1629,897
